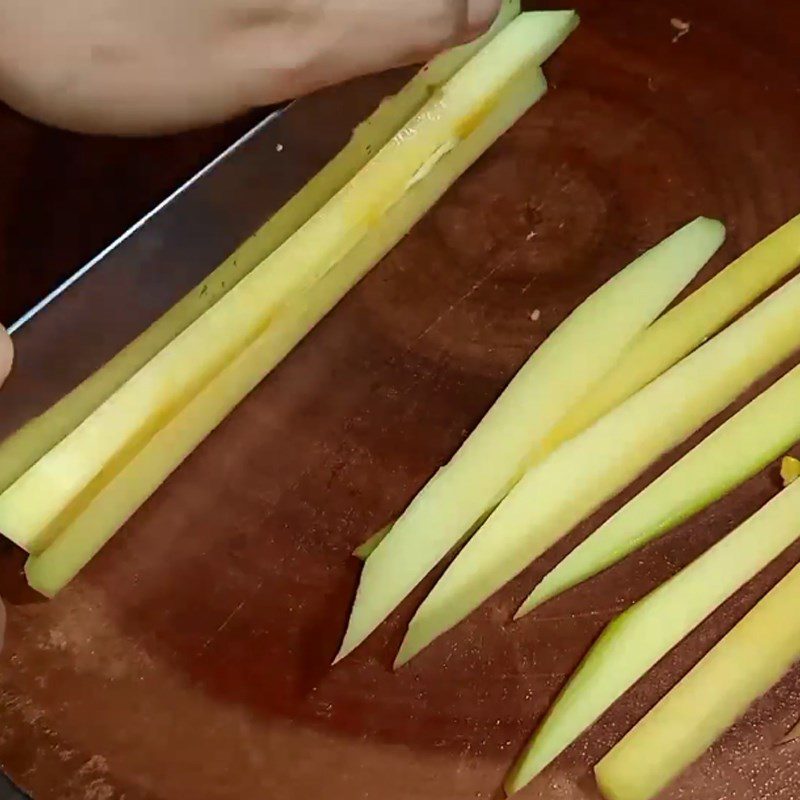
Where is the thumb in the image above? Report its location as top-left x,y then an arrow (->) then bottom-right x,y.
0,328 -> 12,654
0,329 -> 11,654
0,327 -> 12,388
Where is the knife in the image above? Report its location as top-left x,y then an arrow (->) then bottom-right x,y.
0,70 -> 409,446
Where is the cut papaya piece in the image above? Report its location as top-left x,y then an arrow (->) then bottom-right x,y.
1,12 -> 576,556
24,66 -> 549,596
0,0 -> 524,495
505,479 -> 800,793
523,364 -> 800,613
780,455 -> 800,487
547,211 -> 800,450
336,215 -> 724,663
352,213 -> 800,565
397,269 -> 800,667
353,525 -> 392,561
354,498 -> 502,562
595,562 -> 800,800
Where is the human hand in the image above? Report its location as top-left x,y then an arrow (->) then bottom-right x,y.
0,0 -> 500,134
0,327 -> 10,651
0,328 -> 10,387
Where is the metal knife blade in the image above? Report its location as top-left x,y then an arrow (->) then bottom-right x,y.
0,71 -> 408,443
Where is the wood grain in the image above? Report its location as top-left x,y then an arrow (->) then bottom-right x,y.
1,2 -> 800,799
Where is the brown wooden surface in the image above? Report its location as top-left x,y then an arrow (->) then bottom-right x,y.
2,1 -> 800,798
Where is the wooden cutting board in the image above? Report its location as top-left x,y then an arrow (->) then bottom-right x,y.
1,1 -> 799,798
